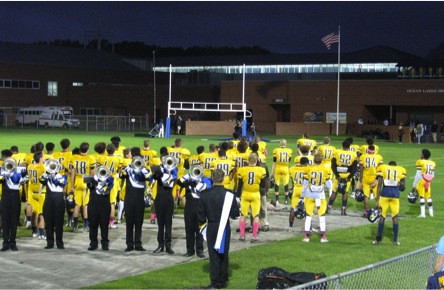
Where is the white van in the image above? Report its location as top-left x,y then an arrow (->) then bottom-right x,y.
37,106 -> 80,128
15,106 -> 45,126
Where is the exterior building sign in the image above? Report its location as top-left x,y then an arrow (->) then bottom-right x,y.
326,112 -> 347,124
271,98 -> 289,104
303,112 -> 323,123
406,89 -> 444,93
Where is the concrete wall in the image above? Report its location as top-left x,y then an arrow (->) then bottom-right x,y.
276,122 -> 347,135
185,120 -> 236,135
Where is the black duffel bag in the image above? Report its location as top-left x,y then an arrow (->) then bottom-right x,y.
256,267 -> 327,289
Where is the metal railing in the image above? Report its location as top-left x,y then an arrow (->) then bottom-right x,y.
1,113 -> 151,132
292,245 -> 436,289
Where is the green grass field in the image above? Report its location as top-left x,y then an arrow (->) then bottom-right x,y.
1,128 -> 443,289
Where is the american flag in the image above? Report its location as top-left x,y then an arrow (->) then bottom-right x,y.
321,32 -> 340,49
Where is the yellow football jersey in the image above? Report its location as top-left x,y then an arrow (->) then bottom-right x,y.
297,138 -> 317,152
140,149 -> 157,167
199,152 -> 218,178
360,153 -> 384,179
416,159 -> 436,175
273,147 -> 293,166
237,165 -> 266,193
360,144 -> 380,155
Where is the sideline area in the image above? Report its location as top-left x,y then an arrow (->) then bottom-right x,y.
0,207 -> 368,289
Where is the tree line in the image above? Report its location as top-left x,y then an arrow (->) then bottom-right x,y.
33,39 -> 271,58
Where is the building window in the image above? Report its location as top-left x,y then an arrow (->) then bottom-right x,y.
72,82 -> 83,86
48,81 -> 58,96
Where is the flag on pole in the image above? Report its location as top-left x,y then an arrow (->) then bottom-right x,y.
322,32 -> 340,49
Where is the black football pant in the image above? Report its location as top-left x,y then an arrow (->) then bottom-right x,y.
1,190 -> 20,248
184,198 -> 203,255
124,190 -> 145,248
43,191 -> 65,248
88,193 -> 110,248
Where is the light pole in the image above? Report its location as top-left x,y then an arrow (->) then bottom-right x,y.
153,50 -> 156,125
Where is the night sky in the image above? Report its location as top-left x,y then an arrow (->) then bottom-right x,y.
0,1 -> 443,57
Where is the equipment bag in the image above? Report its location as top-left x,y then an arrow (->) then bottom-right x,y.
256,267 -> 327,289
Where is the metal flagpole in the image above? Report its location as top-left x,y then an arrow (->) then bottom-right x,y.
242,64 -> 247,137
166,64 -> 172,138
336,26 -> 341,136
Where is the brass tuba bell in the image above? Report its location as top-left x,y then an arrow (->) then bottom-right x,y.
44,159 -> 60,175
95,165 -> 110,182
189,164 -> 203,181
1,157 -> 17,174
162,155 -> 177,172
131,156 -> 145,173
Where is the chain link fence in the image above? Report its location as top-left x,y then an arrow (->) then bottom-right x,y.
0,112 -> 151,132
293,245 -> 436,289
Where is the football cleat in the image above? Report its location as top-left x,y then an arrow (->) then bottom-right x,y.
302,237 -> 310,242
320,238 -> 329,243
393,241 -> 401,246
355,189 -> 365,202
417,214 -> 426,218
239,236 -> 245,241
251,236 -> 259,243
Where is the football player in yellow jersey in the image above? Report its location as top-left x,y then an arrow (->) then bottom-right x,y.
226,141 -> 237,160
199,144 -> 218,178
232,141 -> 250,189
189,146 -> 205,166
27,152 -> 47,240
300,153 -> 331,243
413,149 -> 436,218
250,142 -> 266,163
236,153 -> 266,242
271,139 -> 293,204
53,138 -> 73,226
10,146 -> 26,167
373,161 -> 406,245
287,157 -> 309,231
110,136 -> 126,158
345,137 -> 361,197
317,137 -> 336,197
358,145 -> 383,217
231,132 -> 241,149
360,137 -> 380,156
70,142 -> 96,232
168,138 -> 191,204
44,142 -> 55,160
297,133 -> 318,155
117,148 -> 132,224
253,136 -> 268,156
140,140 -> 158,167
19,145 -> 37,229
97,144 -> 123,229
294,145 -> 314,166
327,140 -> 358,216
210,150 -> 236,190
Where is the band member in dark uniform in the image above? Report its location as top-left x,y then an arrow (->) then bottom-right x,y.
0,153 -> 27,251
152,147 -> 178,255
198,169 -> 240,289
120,147 -> 152,252
40,156 -> 68,250
177,164 -> 212,258
86,168 -> 114,251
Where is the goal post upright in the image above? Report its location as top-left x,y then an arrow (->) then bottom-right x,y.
164,64 -> 250,139
242,63 -> 247,137
165,64 -> 172,138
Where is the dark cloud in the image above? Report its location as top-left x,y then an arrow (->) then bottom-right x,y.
0,1 -> 442,56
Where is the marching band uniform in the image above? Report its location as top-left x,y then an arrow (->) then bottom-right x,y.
177,173 -> 212,258
40,170 -> 67,249
152,163 -> 178,254
0,167 -> 26,251
198,170 -> 240,289
86,174 -> 114,251
120,163 -> 151,252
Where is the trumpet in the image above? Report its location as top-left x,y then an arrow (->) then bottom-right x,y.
44,159 -> 60,175
1,157 -> 17,174
189,164 -> 203,181
95,165 -> 110,182
131,156 -> 145,173
162,155 -> 177,172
